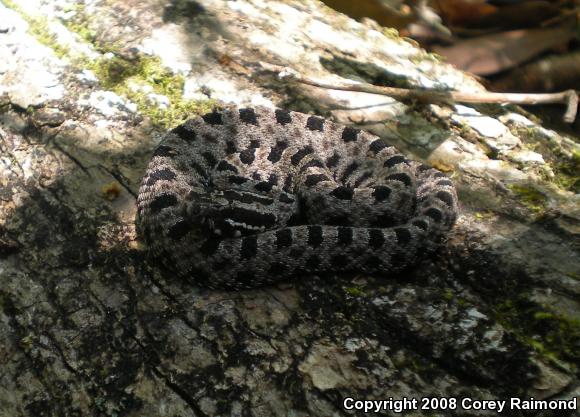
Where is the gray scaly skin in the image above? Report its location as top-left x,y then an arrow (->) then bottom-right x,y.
137,107 -> 458,289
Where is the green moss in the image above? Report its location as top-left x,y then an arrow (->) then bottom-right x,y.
551,149 -> 580,193
55,4 -> 217,128
30,19 -> 71,58
4,0 -> 215,129
60,4 -> 121,55
440,289 -> 469,307
473,211 -> 494,221
426,52 -> 445,63
456,121 -> 471,137
19,334 -> 34,351
513,125 -> 580,193
409,51 -> 440,65
65,18 -> 97,46
494,297 -> 580,371
507,184 -> 547,214
73,15 -> 217,129
345,286 -> 365,297
87,54 -> 217,128
381,27 -> 400,39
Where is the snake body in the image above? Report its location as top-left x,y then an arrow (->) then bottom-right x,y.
137,107 -> 458,289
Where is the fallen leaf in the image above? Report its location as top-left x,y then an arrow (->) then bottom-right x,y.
434,0 -> 560,30
432,21 -> 576,75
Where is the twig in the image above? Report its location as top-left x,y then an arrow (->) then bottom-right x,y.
258,63 -> 578,123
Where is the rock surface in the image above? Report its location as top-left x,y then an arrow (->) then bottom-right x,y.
0,0 -> 579,416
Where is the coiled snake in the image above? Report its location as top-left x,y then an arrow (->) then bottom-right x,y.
137,107 -> 458,289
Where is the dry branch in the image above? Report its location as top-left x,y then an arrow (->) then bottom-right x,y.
258,63 -> 578,123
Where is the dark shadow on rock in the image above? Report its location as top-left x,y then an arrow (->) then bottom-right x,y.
161,0 -> 231,43
162,0 -> 207,23
320,56 -> 416,89
0,108 -> 160,415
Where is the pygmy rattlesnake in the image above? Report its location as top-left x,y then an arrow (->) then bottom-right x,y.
137,107 -> 458,289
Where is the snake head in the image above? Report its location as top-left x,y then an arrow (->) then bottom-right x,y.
186,189 -> 277,238
200,205 -> 276,238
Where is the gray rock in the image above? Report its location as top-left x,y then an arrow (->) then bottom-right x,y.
0,0 -> 578,416
31,107 -> 66,127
